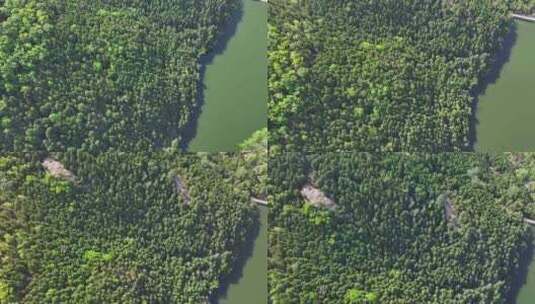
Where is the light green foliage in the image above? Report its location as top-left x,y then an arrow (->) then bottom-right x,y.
0,281 -> 10,301
42,173 -> 71,194
239,128 -> 267,151
83,250 -> 112,263
345,289 -> 377,303
237,128 -> 268,198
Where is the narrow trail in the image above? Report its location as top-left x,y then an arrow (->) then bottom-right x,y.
524,218 -> 535,225
512,14 -> 535,22
251,197 -> 268,206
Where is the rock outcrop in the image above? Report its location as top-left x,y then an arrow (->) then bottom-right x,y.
174,175 -> 191,205
438,193 -> 458,227
300,184 -> 337,210
42,158 -> 76,182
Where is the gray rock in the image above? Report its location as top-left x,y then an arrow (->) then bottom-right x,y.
300,184 -> 337,210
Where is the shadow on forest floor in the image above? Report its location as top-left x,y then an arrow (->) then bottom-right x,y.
467,22 -> 518,151
180,3 -> 244,151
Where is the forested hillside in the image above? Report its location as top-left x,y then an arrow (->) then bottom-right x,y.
0,0 -> 238,152
268,0 -> 528,151
0,151 -> 265,303
269,153 -> 535,303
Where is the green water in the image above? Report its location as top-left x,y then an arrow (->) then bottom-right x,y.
516,228 -> 535,304
188,0 -> 267,152
474,21 -> 535,152
216,205 -> 267,304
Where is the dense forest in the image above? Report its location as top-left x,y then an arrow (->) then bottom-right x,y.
268,0 -> 534,152
269,153 -> 535,303
0,149 -> 266,303
0,0 -> 238,152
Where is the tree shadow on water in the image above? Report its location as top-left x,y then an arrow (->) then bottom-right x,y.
180,3 -> 244,150
209,209 -> 261,304
467,22 -> 518,151
509,229 -> 534,304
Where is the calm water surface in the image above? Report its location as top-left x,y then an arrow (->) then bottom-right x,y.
474,20 -> 535,302
474,21 -> 535,152
188,0 -> 267,152
215,205 -> 267,304
516,228 -> 535,304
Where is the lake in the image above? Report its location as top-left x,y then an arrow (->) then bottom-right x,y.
473,19 -> 535,302
187,0 -> 267,152
213,205 -> 268,304
473,20 -> 535,152
515,228 -> 535,304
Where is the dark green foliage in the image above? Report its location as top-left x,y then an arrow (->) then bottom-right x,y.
0,152 -> 261,303
0,0 -> 238,152
269,153 -> 535,303
268,0 -> 521,151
